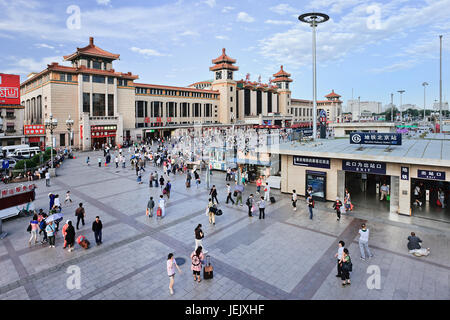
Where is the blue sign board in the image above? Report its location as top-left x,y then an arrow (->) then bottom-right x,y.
350,132 -> 402,145
295,128 -> 313,136
417,170 -> 446,180
401,166 -> 409,180
293,156 -> 331,169
342,160 -> 386,174
2,159 -> 9,169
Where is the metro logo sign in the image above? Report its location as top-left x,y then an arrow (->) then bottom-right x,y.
0,74 -> 20,105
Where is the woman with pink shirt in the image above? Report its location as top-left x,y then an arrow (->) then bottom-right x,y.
28,214 -> 39,245
167,253 -> 182,295
190,246 -> 205,283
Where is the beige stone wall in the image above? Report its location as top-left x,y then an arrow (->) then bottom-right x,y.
117,87 -> 135,130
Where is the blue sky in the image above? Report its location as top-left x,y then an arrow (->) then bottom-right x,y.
1,0 -> 449,109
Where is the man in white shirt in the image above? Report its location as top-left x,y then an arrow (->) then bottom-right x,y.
380,183 -> 389,200
358,223 -> 373,261
45,171 -> 50,187
334,240 -> 345,277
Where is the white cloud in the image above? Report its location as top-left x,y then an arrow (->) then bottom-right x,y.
96,0 -> 111,5
259,0 -> 450,71
180,30 -> 200,37
222,6 -> 234,13
204,0 -> 216,8
237,12 -> 255,23
215,35 -> 229,40
3,56 -> 63,75
35,43 -> 55,49
130,47 -> 166,57
270,3 -> 298,15
265,20 -> 294,25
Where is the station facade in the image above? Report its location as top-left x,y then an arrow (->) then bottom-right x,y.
20,37 -> 342,150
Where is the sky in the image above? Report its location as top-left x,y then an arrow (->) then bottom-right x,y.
1,0 -> 449,109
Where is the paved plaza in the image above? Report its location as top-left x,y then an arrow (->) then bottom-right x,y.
0,151 -> 449,300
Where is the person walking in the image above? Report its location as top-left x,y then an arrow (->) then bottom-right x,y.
167,253 -> 182,295
339,248 -> 352,287
154,171 -> 159,188
194,224 -> 207,253
207,198 -> 216,225
137,168 -> 143,184
344,188 -> 352,211
115,156 -> 119,168
225,183 -> 235,204
147,196 -> 155,217
292,190 -> 298,211
65,221 -> 75,252
159,195 -> 166,217
46,221 -> 56,248
234,182 -> 243,206
28,214 -> 39,246
92,216 -> 103,245
166,180 -> 171,199
307,195 -> 314,220
64,191 -> 72,205
45,171 -> 50,187
75,203 -> 85,230
190,246 -> 205,283
62,220 -> 69,249
438,188 -> 445,208
194,170 -> 200,188
333,198 -> 343,221
86,156 -> 90,166
358,223 -> 373,261
380,183 -> 389,201
246,194 -> 254,217
256,176 -> 263,194
39,214 -> 48,244
98,157 -> 102,167
334,240 -> 345,278
209,185 -> 219,204
258,196 -> 266,219
264,183 -> 270,202
159,175 -> 165,190
149,172 -> 154,188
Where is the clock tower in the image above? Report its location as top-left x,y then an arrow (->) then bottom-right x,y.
271,65 -> 292,115
210,48 -> 238,124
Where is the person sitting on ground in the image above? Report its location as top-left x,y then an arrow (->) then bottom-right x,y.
407,232 -> 430,256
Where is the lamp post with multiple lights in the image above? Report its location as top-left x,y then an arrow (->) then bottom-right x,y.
299,12 -> 329,140
66,115 -> 74,151
44,114 -> 58,176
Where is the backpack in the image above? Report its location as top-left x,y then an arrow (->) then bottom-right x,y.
39,220 -> 46,230
192,254 -> 201,267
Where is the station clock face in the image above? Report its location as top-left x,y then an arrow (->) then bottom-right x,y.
216,71 -> 222,80
227,71 -> 233,79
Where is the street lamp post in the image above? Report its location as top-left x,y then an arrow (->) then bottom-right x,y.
439,35 -> 443,131
66,114 -> 74,153
358,96 -> 361,122
390,93 -> 394,122
422,82 -> 428,122
299,12 -> 329,141
397,90 -> 405,122
44,114 -> 58,177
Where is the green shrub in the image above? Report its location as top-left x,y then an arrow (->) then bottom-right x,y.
14,160 -> 25,170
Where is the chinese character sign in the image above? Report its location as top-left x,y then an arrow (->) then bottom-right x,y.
293,156 -> 331,169
417,170 -> 446,180
401,166 -> 409,180
24,125 -> 45,135
342,160 -> 386,174
0,73 -> 20,105
350,132 -> 402,145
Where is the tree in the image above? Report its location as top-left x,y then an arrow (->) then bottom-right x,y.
383,107 -> 399,121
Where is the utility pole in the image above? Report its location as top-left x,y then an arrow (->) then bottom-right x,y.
439,35 -> 443,131
390,93 -> 393,122
422,82 -> 428,122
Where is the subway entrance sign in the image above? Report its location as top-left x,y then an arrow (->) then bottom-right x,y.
350,132 -> 402,146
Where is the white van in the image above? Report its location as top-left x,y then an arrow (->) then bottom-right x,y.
3,144 -> 30,157
11,147 -> 41,159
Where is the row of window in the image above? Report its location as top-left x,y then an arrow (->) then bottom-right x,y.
24,96 -> 43,124
135,101 -> 215,118
58,73 -> 73,82
290,107 -> 313,117
135,87 -> 218,99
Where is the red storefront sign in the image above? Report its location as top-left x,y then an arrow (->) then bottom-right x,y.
24,124 -> 45,135
0,73 -> 20,105
28,137 -> 41,143
156,117 -> 162,123
91,125 -> 116,138
144,117 -> 150,123
167,117 -> 172,122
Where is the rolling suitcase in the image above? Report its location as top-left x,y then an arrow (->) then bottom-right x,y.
80,239 -> 90,249
157,207 -> 162,217
186,180 -> 191,188
270,196 -> 276,204
203,255 -> 213,280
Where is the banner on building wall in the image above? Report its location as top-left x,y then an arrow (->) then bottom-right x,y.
401,166 -> 409,180
24,125 -> 45,135
342,160 -> 386,174
0,73 -> 20,105
417,170 -> 445,180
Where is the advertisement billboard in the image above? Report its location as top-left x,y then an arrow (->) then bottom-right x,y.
0,74 -> 20,105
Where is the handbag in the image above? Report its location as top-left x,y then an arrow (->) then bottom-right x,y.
146,208 -> 149,216
27,224 -> 32,232
386,194 -> 390,201
437,199 -> 442,207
